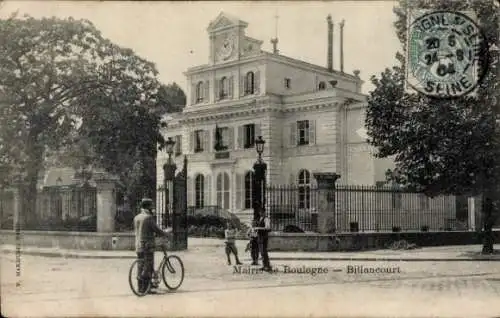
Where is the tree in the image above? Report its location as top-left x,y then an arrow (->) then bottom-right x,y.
152,82 -> 186,115
0,14 -> 164,224
365,0 -> 499,253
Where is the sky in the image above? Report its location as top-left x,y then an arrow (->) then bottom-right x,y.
1,1 -> 402,94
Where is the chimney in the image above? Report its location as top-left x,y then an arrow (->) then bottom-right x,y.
340,19 -> 345,73
327,15 -> 333,72
271,38 -> 279,54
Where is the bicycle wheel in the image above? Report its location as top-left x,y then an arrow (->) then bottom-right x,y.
161,255 -> 184,290
129,260 -> 151,297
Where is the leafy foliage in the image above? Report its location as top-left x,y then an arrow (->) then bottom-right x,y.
365,0 -> 499,197
0,14 -> 185,217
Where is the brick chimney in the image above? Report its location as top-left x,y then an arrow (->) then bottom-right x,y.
327,15 -> 334,72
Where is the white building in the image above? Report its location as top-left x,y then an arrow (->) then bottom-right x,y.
157,12 -> 393,223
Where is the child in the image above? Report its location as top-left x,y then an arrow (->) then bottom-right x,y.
224,222 -> 242,265
246,220 -> 259,265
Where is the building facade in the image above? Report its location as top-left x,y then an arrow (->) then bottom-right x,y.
157,12 -> 393,223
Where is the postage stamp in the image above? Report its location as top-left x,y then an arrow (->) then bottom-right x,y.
405,10 -> 489,98
0,1 -> 499,318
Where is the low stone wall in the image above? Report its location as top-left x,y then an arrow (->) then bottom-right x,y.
1,230 -> 498,252
268,231 -> 500,252
0,230 -> 135,251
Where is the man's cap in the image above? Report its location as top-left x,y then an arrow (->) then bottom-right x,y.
140,198 -> 154,209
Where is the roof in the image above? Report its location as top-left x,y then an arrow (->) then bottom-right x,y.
207,12 -> 248,31
41,168 -> 77,187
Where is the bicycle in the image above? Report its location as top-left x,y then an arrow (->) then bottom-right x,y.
128,244 -> 185,297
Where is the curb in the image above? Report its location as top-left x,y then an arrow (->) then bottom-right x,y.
3,249 -> 500,261
271,257 -> 500,262
1,249 -> 136,259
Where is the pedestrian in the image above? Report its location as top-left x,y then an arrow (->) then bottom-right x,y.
246,220 -> 259,265
224,221 -> 242,265
133,198 -> 172,293
254,208 -> 272,272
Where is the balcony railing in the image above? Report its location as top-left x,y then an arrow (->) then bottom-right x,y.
214,151 -> 230,159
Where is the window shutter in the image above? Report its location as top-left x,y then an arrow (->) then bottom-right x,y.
309,120 -> 316,145
255,123 -> 262,139
204,81 -> 210,102
190,131 -> 195,152
203,130 -> 209,152
289,122 -> 297,147
204,175 -> 211,206
215,79 -> 220,101
228,76 -> 234,99
191,83 -> 197,105
237,125 -> 244,149
187,176 -> 194,207
254,70 -> 260,94
289,173 -> 295,185
228,126 -> 235,150
236,173 -> 243,210
240,76 -> 245,97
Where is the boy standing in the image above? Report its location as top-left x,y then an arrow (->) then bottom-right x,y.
224,222 -> 242,265
246,220 -> 259,265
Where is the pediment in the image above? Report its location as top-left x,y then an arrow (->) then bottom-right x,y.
207,12 -> 248,32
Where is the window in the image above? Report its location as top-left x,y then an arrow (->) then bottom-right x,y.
244,171 -> 254,209
318,81 -> 326,90
195,174 -> 204,208
298,169 -> 311,209
219,77 -> 229,99
174,135 -> 182,156
196,81 -> 204,103
194,130 -> 204,153
284,78 -> 291,89
216,172 -> 230,210
244,124 -> 255,149
215,126 -> 229,151
297,120 -> 310,145
245,71 -> 255,95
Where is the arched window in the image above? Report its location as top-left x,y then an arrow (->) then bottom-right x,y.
245,71 -> 255,95
216,172 -> 230,210
219,77 -> 228,99
196,81 -> 204,103
244,171 -> 254,209
195,174 -> 205,208
318,81 -> 326,90
298,169 -> 311,209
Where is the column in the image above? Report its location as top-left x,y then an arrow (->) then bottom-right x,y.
313,173 -> 341,233
94,173 -> 119,233
12,187 -> 21,231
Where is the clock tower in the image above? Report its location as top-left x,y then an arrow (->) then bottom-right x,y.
207,12 -> 249,65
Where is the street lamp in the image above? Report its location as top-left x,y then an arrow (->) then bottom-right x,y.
163,137 -> 177,231
165,137 -> 175,162
253,136 -> 267,221
255,136 -> 265,161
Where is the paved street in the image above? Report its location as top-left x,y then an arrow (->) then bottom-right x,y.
2,244 -> 500,318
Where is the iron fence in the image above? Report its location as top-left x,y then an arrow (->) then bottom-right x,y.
265,184 -> 467,233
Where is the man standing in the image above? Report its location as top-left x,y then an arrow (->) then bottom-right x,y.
134,198 -> 171,293
254,208 -> 272,272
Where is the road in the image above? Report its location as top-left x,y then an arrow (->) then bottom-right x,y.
2,250 -> 500,317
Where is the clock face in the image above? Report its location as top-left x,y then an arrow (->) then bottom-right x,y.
218,36 -> 234,60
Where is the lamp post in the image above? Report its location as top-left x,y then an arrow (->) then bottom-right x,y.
163,137 -> 177,229
252,136 -> 267,221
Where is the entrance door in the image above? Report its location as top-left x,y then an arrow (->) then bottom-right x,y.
216,172 -> 230,211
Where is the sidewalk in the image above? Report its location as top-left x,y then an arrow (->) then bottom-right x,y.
1,238 -> 500,261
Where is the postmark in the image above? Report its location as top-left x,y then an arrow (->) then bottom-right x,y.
406,10 -> 489,98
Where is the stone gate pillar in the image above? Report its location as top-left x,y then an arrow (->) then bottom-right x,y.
313,173 -> 341,234
11,187 -> 21,231
94,173 -> 119,233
